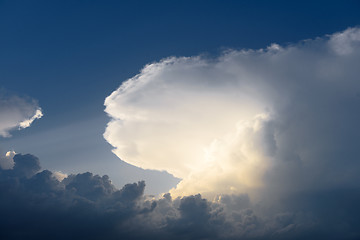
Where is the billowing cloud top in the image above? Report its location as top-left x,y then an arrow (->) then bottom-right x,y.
0,91 -> 43,137
104,27 -> 360,198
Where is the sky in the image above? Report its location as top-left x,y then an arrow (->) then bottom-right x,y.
1,1 -> 360,239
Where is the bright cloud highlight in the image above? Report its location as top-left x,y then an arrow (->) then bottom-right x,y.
0,150 -> 16,169
105,27 -> 360,198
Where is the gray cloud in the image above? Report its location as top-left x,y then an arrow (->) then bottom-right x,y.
0,150 -> 15,169
0,153 -> 359,239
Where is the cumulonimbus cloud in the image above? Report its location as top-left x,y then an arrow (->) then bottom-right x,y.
1,27 -> 359,240
104,27 -> 360,198
0,91 -> 43,137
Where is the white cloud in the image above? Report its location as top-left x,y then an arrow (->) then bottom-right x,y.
328,27 -> 360,55
0,92 -> 43,137
18,108 -> 43,129
104,27 -> 360,198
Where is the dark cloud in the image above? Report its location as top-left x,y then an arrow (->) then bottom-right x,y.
12,154 -> 41,178
0,154 -> 360,240
0,154 -> 149,240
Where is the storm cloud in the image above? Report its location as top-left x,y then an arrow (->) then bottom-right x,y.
104,27 -> 360,199
0,153 -> 359,239
1,27 -> 360,239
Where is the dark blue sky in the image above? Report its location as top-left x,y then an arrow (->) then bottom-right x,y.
1,0 -> 360,193
2,0 -> 360,121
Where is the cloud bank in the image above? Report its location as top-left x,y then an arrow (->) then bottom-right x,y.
104,27 -> 360,199
1,153 -> 359,240
0,91 -> 43,137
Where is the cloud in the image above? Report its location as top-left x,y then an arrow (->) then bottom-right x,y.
0,90 -> 43,137
104,27 -> 360,199
52,170 -> 68,181
1,153 -> 359,239
0,153 -> 150,239
2,27 -> 360,239
0,150 -> 15,169
18,108 -> 43,129
11,153 -> 41,178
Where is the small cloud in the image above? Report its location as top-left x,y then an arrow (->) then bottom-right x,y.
267,43 -> 282,51
0,90 -> 43,137
0,150 -> 16,169
18,108 -> 43,129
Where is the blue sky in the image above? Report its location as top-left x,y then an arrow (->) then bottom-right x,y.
2,1 -> 360,239
1,0 -> 360,193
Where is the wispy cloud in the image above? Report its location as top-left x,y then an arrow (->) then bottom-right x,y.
18,108 -> 43,129
0,91 -> 43,137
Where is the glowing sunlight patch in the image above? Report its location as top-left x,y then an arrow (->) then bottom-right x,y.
104,27 -> 360,198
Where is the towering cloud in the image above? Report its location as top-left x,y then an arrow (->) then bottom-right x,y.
104,27 -> 360,198
0,91 -> 43,137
